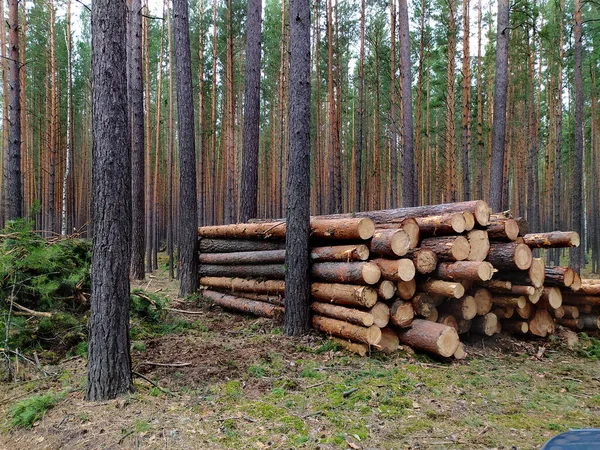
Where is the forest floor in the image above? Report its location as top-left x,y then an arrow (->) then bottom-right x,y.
2,260 -> 600,449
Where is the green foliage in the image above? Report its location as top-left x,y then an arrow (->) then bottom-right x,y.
130,289 -> 167,323
9,392 -> 66,429
575,333 -> 600,359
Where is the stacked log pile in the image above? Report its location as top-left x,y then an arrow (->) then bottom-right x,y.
197,200 -> 598,359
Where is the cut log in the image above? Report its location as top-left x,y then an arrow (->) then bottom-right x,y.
405,248 -> 438,274
492,295 -> 527,309
401,219 -> 420,249
311,302 -> 375,327
396,319 -> 461,357
528,309 -> 555,337
397,279 -> 417,300
426,308 -> 439,322
375,328 -> 400,354
202,290 -> 284,319
377,280 -> 397,300
199,238 -> 285,253
457,318 -> 472,334
466,230 -> 490,262
311,283 -> 378,308
318,200 -> 491,227
529,287 -> 543,304
390,300 -> 415,328
579,314 -> 600,330
311,262 -> 381,285
434,261 -> 495,281
453,342 -> 467,360
369,302 -> 390,328
419,279 -> 465,299
310,244 -> 370,262
493,307 -> 514,319
580,304 -> 593,314
199,264 -> 285,279
332,338 -> 369,356
502,320 -> 529,334
369,229 -> 410,257
537,287 -> 562,309
198,217 -> 376,240
228,291 -> 284,305
463,212 -> 475,231
479,280 -> 513,291
568,279 -> 600,296
515,302 -> 533,319
473,288 -> 493,316
561,305 -> 580,320
561,295 -> 600,307
437,314 -> 459,332
470,313 -> 499,336
415,213 -> 466,236
199,249 -> 286,265
410,292 -> 436,317
487,242 -> 532,270
556,318 -> 584,330
439,296 -> 477,320
544,266 -> 575,288
485,216 -> 519,241
372,258 -> 416,282
522,231 -> 580,248
570,273 -> 582,292
550,306 -> 565,319
312,315 -> 382,345
200,277 -> 285,294
500,258 -> 545,288
420,235 -> 471,261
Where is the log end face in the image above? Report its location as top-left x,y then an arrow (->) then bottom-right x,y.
367,325 -> 383,345
356,244 -> 370,261
452,213 -> 467,233
505,218 -> 520,241
474,200 -> 491,226
398,259 -> 417,282
391,230 -> 411,256
362,263 -> 382,285
478,262 -> 495,281
452,236 -> 471,261
437,326 -> 461,357
358,218 -> 376,240
515,243 -> 533,270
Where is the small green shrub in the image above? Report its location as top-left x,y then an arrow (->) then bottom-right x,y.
10,392 -> 65,428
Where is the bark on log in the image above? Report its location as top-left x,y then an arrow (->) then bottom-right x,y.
369,229 -> 410,257
372,258 -> 416,282
487,242 -> 532,270
473,288 -> 493,316
529,287 -> 543,304
311,283 -> 378,308
370,302 -> 390,328
377,280 -> 397,300
493,307 -> 514,319
310,244 -> 370,262
397,279 -> 417,300
470,313 -> 498,336
523,231 -> 580,248
310,302 -> 375,326
390,300 -> 415,327
502,320 -> 529,334
556,318 -> 584,330
492,295 -> 526,309
419,279 -> 465,299
579,314 -> 600,330
411,292 -> 436,317
199,238 -> 285,253
375,327 -> 400,354
528,309 -> 555,337
199,249 -> 286,265
568,279 -> 600,295
544,266 -> 575,288
514,217 -> 529,236
537,287 -> 562,309
415,213 -> 466,236
561,294 -> 600,307
435,261 -> 495,281
312,315 -> 382,345
456,318 -> 472,334
220,291 -> 284,305
479,279 -> 513,291
515,302 -> 533,319
500,258 -> 545,288
332,338 -> 369,356
405,248 -> 438,274
311,262 -> 381,285
570,273 -> 582,292
200,277 -> 285,294
439,295 -> 477,320
485,216 -> 519,241
396,319 -> 461,357
199,264 -> 285,279
420,235 -> 471,261
202,290 -> 284,319
560,305 -> 579,320
467,230 -> 490,262
437,314 -> 459,332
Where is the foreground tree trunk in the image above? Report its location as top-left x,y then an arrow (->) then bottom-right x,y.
87,0 -> 133,401
284,0 -> 311,336
7,0 -> 22,219
129,0 -> 145,279
173,0 -> 199,296
239,0 -> 263,222
488,0 -> 509,211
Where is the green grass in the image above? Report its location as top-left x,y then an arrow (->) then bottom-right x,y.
9,392 -> 66,429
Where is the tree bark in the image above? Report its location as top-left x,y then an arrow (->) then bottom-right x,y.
355,0 -> 365,212
200,277 -> 286,294
461,0 -> 471,200
523,232 -> 580,248
200,264 -> 285,279
313,315 -> 382,345
396,319 -> 460,357
173,0 -> 199,295
87,0 -> 133,401
199,250 -> 286,265
240,0 -> 263,222
203,290 -> 284,319
311,302 -> 375,327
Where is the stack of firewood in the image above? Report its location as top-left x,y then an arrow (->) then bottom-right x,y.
197,200 -> 596,359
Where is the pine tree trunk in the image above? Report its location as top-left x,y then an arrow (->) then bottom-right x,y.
475,0 -> 483,200
461,0 -> 471,201
571,0 -> 583,273
7,0 -> 22,219
48,0 -> 57,231
87,0 -> 133,401
284,0 -> 311,336
355,0 -> 365,212
390,0 -> 398,208
173,0 -> 199,295
444,0 -> 456,203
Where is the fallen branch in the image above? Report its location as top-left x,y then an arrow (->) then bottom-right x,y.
139,361 -> 191,368
132,371 -> 177,397
12,302 -> 52,318
165,307 -> 204,315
